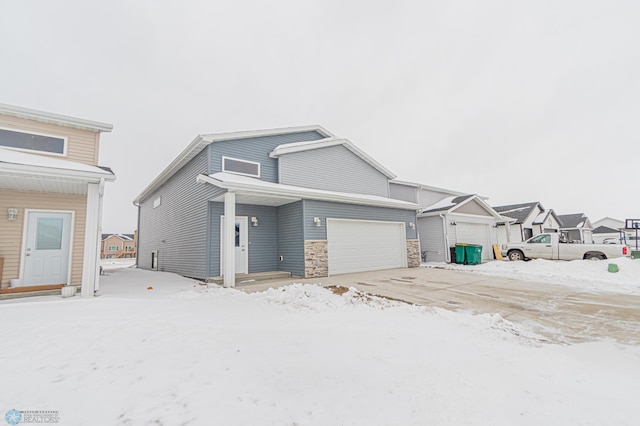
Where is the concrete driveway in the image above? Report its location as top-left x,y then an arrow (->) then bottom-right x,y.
239,266 -> 640,344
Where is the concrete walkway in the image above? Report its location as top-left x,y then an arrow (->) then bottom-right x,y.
237,266 -> 640,344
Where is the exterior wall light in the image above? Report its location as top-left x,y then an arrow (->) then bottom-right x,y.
313,217 -> 321,227
450,220 -> 457,226
251,217 -> 258,227
408,222 -> 415,229
8,208 -> 18,221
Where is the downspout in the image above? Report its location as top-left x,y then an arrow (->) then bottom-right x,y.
133,200 -> 141,268
93,178 -> 106,292
439,212 -> 451,263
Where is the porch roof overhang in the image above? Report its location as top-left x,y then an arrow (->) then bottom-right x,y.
196,172 -> 419,210
0,147 -> 115,194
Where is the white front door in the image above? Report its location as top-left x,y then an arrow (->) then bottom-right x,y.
22,211 -> 73,286
220,216 -> 248,275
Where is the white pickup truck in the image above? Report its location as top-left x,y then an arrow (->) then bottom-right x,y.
503,233 -> 632,261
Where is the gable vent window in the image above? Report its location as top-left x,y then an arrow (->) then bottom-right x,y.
222,156 -> 260,178
0,127 -> 67,155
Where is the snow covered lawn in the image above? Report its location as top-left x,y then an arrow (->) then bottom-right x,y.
424,257 -> 640,295
1,267 -> 639,425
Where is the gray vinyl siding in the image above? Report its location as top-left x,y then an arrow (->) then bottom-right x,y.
418,188 -> 458,209
277,201 -> 305,276
389,182 -> 418,203
137,149 -> 221,279
278,145 -> 390,197
208,203 -> 279,277
455,200 -> 492,216
418,216 -> 447,262
303,200 -> 418,240
208,131 -> 325,183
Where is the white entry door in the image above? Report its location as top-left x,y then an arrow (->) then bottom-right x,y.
220,216 -> 248,275
22,211 -> 73,286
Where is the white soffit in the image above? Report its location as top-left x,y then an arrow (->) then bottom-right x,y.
0,103 -> 113,133
0,147 -> 115,181
197,172 -> 418,210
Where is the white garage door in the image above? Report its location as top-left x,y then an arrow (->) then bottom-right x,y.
455,222 -> 493,260
327,219 -> 407,275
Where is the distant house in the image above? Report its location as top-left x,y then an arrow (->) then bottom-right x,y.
557,213 -> 593,243
0,103 -> 115,296
101,232 -> 137,258
592,217 -> 625,243
134,126 -> 419,287
493,202 -> 561,243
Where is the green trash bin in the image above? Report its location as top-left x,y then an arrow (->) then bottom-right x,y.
465,244 -> 483,265
454,243 -> 467,264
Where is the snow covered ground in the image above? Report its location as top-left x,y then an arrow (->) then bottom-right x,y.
1,265 -> 639,425
424,257 -> 640,295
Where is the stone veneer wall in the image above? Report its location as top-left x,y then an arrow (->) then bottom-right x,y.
304,240 -> 328,278
406,239 -> 420,268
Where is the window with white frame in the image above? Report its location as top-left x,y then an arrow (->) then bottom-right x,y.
222,156 -> 260,177
0,127 -> 67,155
108,245 -> 119,251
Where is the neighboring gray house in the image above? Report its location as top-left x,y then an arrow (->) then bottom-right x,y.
133,126 -> 420,287
557,213 -> 593,243
416,194 -> 504,262
389,181 -> 504,262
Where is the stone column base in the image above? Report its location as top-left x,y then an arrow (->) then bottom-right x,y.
407,239 -> 420,268
304,240 -> 328,278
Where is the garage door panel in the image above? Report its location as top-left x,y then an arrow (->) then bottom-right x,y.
327,219 -> 406,275
455,222 -> 492,260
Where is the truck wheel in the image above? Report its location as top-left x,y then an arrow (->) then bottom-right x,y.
508,250 -> 525,261
585,253 -> 605,260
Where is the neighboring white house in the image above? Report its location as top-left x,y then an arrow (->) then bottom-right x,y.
592,217 -> 625,243
494,202 -> 562,244
557,213 -> 594,244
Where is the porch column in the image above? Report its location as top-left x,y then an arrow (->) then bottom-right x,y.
223,192 -> 236,288
81,182 -> 101,297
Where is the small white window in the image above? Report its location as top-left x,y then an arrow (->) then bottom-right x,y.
222,156 -> 260,177
153,196 -> 161,208
0,127 -> 67,156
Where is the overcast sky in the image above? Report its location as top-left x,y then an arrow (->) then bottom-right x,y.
2,1 -> 638,233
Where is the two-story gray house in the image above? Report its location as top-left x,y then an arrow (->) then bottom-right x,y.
134,126 -> 420,287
